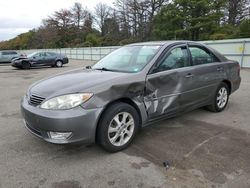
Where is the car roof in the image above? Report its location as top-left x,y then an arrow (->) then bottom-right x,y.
126,40 -> 226,61
0,50 -> 17,52
126,40 -> 195,46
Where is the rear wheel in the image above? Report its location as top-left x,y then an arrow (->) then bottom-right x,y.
22,62 -> 30,69
97,102 -> 139,152
55,60 -> 63,68
207,83 -> 229,112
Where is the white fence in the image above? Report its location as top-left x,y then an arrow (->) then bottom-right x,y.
18,38 -> 250,68
203,38 -> 250,68
19,46 -> 119,61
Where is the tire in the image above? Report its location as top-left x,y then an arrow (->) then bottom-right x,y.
55,60 -> 63,68
22,62 -> 31,69
97,102 -> 139,152
207,82 -> 229,112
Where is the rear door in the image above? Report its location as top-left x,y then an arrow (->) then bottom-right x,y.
187,43 -> 225,105
144,44 -> 197,119
44,52 -> 56,65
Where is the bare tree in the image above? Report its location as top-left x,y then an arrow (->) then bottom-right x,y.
71,2 -> 85,28
114,0 -> 167,40
83,11 -> 94,33
94,3 -> 111,36
45,9 -> 73,28
103,10 -> 120,40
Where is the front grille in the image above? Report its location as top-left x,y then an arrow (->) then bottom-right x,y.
29,94 -> 45,106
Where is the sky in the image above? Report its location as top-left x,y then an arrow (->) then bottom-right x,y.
0,0 -> 113,41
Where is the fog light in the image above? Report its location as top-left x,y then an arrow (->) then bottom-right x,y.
48,132 -> 72,140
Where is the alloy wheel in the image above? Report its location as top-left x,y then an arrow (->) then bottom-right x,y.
217,87 -> 228,109
108,112 -> 135,147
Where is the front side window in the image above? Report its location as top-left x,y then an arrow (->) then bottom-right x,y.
34,53 -> 42,58
153,46 -> 189,73
92,45 -> 161,73
189,46 -> 219,65
27,52 -> 39,58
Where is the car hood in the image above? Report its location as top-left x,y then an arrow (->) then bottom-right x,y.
29,68 -> 128,98
13,57 -> 29,61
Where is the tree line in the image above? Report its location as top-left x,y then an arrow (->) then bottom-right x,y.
0,0 -> 249,50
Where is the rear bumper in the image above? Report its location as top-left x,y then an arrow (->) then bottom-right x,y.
231,76 -> 241,94
21,96 -> 103,144
63,58 -> 69,64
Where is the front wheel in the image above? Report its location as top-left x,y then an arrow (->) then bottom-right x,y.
22,62 -> 31,69
207,83 -> 229,112
97,102 -> 139,152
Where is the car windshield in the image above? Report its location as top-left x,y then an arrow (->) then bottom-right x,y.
92,45 -> 161,73
27,52 -> 38,58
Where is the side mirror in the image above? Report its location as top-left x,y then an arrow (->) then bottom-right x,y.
85,65 -> 92,69
33,56 -> 36,59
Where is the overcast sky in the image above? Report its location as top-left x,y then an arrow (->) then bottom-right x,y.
0,0 -> 113,41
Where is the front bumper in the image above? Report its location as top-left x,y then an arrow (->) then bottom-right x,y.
11,61 -> 22,68
21,96 -> 103,144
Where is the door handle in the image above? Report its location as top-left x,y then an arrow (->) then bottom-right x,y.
185,73 -> 194,78
217,67 -> 223,71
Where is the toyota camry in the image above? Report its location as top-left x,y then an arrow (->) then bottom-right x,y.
21,41 -> 241,152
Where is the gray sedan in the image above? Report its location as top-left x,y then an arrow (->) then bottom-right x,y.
11,52 -> 68,69
21,41 -> 241,152
0,51 -> 21,63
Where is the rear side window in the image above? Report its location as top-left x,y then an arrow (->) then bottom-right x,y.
47,52 -> 56,56
189,46 -> 219,65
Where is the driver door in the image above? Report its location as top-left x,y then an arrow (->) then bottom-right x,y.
31,53 -> 44,66
144,44 -> 196,119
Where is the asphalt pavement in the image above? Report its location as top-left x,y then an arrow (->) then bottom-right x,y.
0,60 -> 250,188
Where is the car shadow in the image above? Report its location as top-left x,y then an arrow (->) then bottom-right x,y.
0,63 -> 11,66
11,66 -> 69,71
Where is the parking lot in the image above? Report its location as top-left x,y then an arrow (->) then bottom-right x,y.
0,60 -> 250,188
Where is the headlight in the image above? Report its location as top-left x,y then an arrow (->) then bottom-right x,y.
40,93 -> 93,110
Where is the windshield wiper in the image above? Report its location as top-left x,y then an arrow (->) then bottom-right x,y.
94,67 -> 113,71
